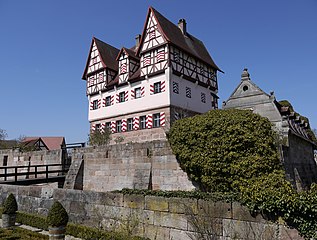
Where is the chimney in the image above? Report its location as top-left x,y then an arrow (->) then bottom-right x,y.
135,34 -> 141,49
178,19 -> 187,35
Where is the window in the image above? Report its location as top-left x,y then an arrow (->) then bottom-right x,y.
154,82 -> 161,94
139,116 -> 146,129
157,50 -> 165,62
96,124 -> 101,131
120,63 -> 127,74
116,120 -> 122,133
135,87 -> 142,99
106,122 -> 111,130
99,73 -> 104,82
200,66 -> 205,75
3,156 -> 8,167
89,76 -> 95,87
172,81 -> 179,94
105,96 -> 111,106
149,30 -> 156,40
201,92 -> 206,103
127,118 -> 133,131
92,100 -> 98,110
174,52 -> 180,63
153,113 -> 160,128
143,54 -> 151,66
186,87 -> 191,98
119,92 -> 125,103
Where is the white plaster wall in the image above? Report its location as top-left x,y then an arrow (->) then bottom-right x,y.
170,74 -> 214,113
88,70 -> 170,121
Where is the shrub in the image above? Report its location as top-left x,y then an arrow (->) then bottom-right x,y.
3,193 -> 18,214
168,109 -> 282,192
47,201 -> 68,227
89,128 -> 111,146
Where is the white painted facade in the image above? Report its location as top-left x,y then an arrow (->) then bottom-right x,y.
88,72 -> 170,121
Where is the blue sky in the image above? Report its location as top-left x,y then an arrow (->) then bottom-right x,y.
0,0 -> 316,143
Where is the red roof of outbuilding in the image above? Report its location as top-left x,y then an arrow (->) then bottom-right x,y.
23,137 -> 65,150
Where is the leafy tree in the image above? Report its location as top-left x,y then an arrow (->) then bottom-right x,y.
89,128 -> 111,146
168,109 -> 282,192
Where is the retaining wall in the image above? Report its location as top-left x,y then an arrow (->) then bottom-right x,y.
0,185 -> 302,240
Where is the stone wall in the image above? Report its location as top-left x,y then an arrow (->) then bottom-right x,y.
0,148 -> 63,167
0,149 -> 64,182
72,140 -> 196,192
284,133 -> 317,190
0,185 -> 303,240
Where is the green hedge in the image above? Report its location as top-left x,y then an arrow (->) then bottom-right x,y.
114,188 -> 237,202
0,208 -> 147,240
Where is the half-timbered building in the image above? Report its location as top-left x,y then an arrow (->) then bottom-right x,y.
82,7 -> 222,143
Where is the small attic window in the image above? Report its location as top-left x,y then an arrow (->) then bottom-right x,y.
243,85 -> 249,91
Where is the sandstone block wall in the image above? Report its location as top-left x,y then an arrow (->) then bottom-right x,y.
0,185 -> 303,240
72,140 -> 196,192
0,149 -> 63,181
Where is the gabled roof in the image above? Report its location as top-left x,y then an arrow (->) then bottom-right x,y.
137,7 -> 222,72
82,37 -> 120,80
225,68 -> 270,101
23,137 -> 65,150
116,47 -> 140,61
21,138 -> 49,151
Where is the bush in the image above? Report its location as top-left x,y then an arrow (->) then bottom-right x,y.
168,109 -> 282,192
47,201 -> 68,227
89,128 -> 111,146
16,211 -> 48,230
3,193 -> 18,214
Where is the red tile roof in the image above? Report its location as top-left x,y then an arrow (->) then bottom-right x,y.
23,137 -> 65,150
82,37 -> 120,80
137,7 -> 222,72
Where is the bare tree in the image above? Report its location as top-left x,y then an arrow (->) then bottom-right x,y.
0,129 -> 8,141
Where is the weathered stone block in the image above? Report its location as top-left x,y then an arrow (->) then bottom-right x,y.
145,196 -> 169,212
170,228 -> 193,240
41,187 -> 54,199
144,224 -> 170,240
123,194 -> 145,209
154,211 -> 187,230
223,219 -> 277,239
279,224 -> 304,240
231,201 -> 264,222
168,197 -> 198,214
198,200 -> 232,219
99,192 -> 124,207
